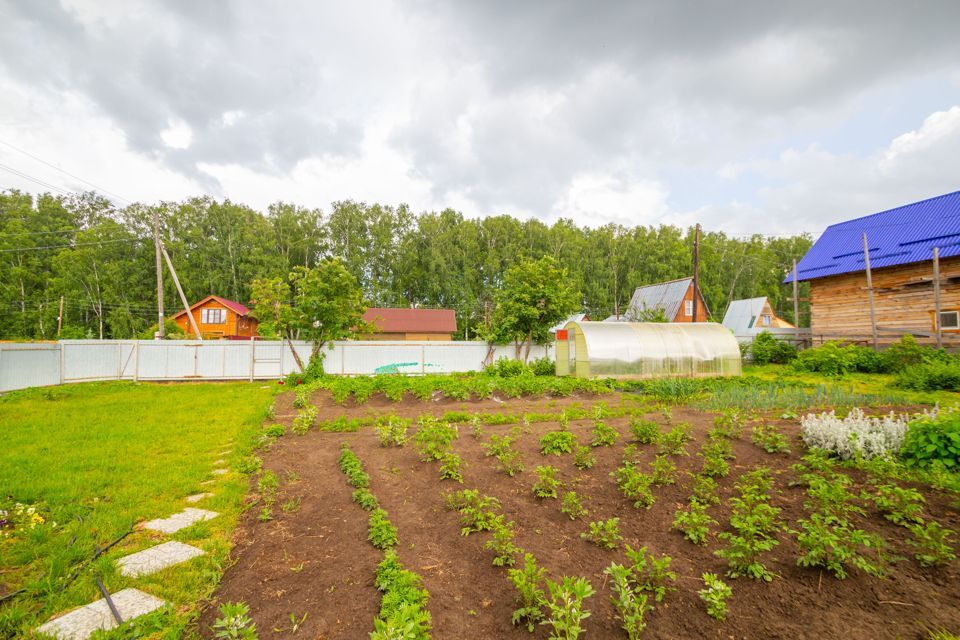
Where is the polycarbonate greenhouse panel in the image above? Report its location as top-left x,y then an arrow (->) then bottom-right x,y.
563,321 -> 741,379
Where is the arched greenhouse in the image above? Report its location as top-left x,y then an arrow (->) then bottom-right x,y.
555,321 -> 742,379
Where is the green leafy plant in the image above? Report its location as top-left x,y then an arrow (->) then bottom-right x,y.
438,452 -> 465,483
629,418 -> 660,444
508,553 -> 548,632
291,405 -> 318,435
650,455 -> 677,486
581,518 -> 621,550
213,601 -> 259,640
751,423 -> 791,454
561,491 -> 588,520
590,420 -> 619,447
257,469 -> 279,507
352,488 -> 379,511
714,468 -> 783,581
867,483 -> 926,525
657,423 -> 692,456
612,462 -> 655,509
573,445 -> 595,470
699,449 -> 730,478
445,489 -> 501,536
712,411 -> 745,438
795,513 -> 886,579
690,473 -> 720,506
533,465 -> 561,499
673,500 -> 717,545
485,515 -> 520,567
603,562 -> 652,640
375,416 -> 410,447
414,418 -> 459,461
900,412 -> 960,469
540,430 -> 576,456
625,545 -> 677,602
906,521 -> 956,567
264,424 -> 285,438
338,446 -> 370,489
697,573 -> 732,621
541,576 -> 595,640
368,508 -> 399,549
372,549 -> 431,640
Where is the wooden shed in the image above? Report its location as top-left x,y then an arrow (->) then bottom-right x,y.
615,277 -> 710,323
785,190 -> 960,345
171,295 -> 259,339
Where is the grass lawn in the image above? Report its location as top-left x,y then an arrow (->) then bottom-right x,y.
0,381 -> 276,638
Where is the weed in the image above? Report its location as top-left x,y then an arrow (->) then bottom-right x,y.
237,455 -> 263,475
697,573 -> 732,621
581,518 -> 621,550
561,491 -> 588,520
629,418 -> 660,444
590,420 -> 619,447
264,424 -> 285,438
213,601 -> 258,640
573,446 -> 595,470
673,501 -> 717,545
906,521 -> 956,567
508,553 -> 548,632
751,423 -> 791,454
650,455 -> 677,486
533,465 -> 561,499
497,449 -> 526,476
541,576 -> 595,640
257,506 -> 273,522
470,416 -> 485,439
257,470 -> 279,506
439,452 -> 465,483
368,508 -> 399,549
281,496 -> 302,514
540,431 -> 576,456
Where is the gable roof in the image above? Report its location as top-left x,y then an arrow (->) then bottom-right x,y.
625,277 -> 708,320
550,313 -> 588,333
362,307 -> 457,334
171,295 -> 251,319
722,297 -> 768,334
785,189 -> 960,283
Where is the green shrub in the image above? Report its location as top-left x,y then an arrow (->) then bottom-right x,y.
486,357 -> 527,378
581,518 -> 621,549
542,576 -> 595,640
749,331 -> 797,365
900,413 -> 960,469
590,420 -> 619,447
561,491 -> 588,520
906,521 -> 956,567
630,418 -> 660,444
507,553 -> 547,632
368,508 -> 399,549
530,357 -> 556,376
533,465 -> 560,499
896,360 -> 960,391
573,445 -> 596,470
540,430 -> 576,456
673,501 -> 717,545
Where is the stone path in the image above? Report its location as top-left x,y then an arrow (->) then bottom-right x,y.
211,468 -> 228,476
36,588 -> 166,639
143,508 -> 219,534
117,541 -> 206,578
185,492 -> 213,503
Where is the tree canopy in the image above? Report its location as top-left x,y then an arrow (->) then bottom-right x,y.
0,190 -> 813,340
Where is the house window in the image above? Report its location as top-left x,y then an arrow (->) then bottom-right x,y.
762,314 -> 772,327
940,310 -> 959,330
684,300 -> 693,317
201,308 -> 226,324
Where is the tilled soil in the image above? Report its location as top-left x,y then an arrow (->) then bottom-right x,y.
201,392 -> 960,639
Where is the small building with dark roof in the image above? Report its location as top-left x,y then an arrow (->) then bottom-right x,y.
171,295 -> 259,339
361,307 -> 457,341
785,190 -> 960,344
620,277 -> 710,323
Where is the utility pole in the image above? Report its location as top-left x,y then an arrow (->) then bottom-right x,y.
862,232 -> 878,349
159,242 -> 203,340
154,211 -> 165,339
691,223 -> 701,322
792,259 -> 800,328
933,247 -> 942,349
57,295 -> 64,338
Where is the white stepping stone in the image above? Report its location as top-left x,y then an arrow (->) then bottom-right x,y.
213,459 -> 226,466
117,541 -> 205,578
142,508 -> 219,534
37,588 -> 166,639
211,469 -> 228,476
185,492 -> 213,503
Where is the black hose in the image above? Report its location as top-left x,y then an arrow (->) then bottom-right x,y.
95,574 -> 123,624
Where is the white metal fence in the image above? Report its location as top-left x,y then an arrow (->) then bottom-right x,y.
0,340 -> 554,393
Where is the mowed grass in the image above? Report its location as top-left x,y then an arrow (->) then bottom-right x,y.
0,381 -> 275,638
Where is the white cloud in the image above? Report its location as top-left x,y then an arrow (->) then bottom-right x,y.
552,174 -> 670,227
159,118 -> 193,149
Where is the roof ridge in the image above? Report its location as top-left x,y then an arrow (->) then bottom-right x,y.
634,276 -> 692,289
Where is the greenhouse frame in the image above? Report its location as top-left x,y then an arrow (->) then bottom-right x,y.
555,321 -> 742,379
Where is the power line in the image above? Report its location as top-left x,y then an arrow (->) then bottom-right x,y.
0,228 -> 78,238
0,237 -> 144,253
0,162 -> 75,197
0,140 -> 132,204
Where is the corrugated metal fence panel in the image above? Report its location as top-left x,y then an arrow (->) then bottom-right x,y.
0,340 -> 558,391
0,343 -> 60,391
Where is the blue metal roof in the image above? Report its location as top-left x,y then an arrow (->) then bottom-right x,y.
785,189 -> 960,283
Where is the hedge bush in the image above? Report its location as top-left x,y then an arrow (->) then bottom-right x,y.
748,331 -> 798,365
900,412 -> 960,469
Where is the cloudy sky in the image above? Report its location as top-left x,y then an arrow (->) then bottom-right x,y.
1,0 -> 959,236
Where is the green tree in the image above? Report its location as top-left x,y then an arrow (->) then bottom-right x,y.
488,256 -> 579,360
251,259 -> 367,373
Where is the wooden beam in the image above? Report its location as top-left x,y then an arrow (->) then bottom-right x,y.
933,247 -> 942,349
862,232 -> 878,349
159,242 -> 203,340
792,259 -> 800,328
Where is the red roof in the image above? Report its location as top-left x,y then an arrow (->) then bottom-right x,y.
362,307 -> 457,334
172,295 -> 251,318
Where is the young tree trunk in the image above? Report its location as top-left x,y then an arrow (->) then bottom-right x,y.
285,332 -> 305,372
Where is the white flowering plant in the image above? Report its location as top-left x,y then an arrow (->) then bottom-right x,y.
799,407 -> 941,460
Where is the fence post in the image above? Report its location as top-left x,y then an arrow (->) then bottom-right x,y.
421,344 -> 426,375
59,342 -> 65,385
133,341 -> 139,382
249,337 -> 255,382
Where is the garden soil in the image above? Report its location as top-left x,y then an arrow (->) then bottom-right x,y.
200,391 -> 960,639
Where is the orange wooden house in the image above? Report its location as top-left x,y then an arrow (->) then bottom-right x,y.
172,295 -> 260,339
